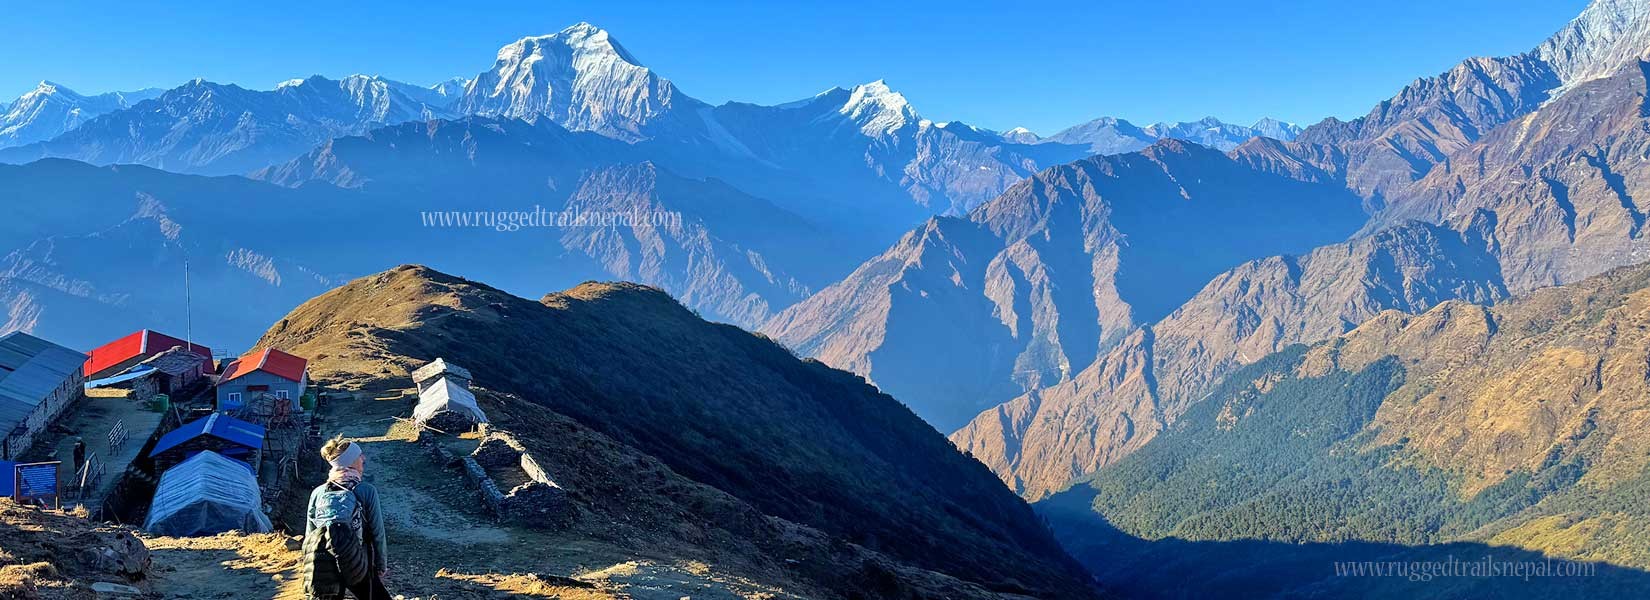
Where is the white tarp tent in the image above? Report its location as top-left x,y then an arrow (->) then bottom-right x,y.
413,376 -> 487,427
143,450 -> 272,536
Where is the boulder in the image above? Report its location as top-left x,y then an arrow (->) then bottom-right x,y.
91,581 -> 143,596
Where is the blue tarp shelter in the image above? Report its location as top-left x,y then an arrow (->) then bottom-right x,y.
143,450 -> 272,536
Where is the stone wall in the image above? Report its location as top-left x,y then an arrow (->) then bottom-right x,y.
471,433 -> 569,526
420,431 -> 567,527
2,368 -> 86,461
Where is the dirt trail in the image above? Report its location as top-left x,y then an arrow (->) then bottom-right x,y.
322,393 -> 783,599
133,391 -> 787,599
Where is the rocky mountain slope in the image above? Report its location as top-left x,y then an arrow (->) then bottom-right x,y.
950,0 -> 1650,499
0,81 -> 162,148
765,139 -> 1367,430
1274,0 -> 1650,203
553,162 -> 826,326
953,217 -> 1511,498
1039,261 -> 1650,597
1370,53 -> 1650,291
249,265 -> 1101,598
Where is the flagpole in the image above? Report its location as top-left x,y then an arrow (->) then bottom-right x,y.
184,255 -> 194,352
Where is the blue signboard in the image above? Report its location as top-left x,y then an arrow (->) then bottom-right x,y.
14,461 -> 59,502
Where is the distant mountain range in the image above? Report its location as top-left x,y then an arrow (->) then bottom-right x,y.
1041,115 -> 1300,155
0,23 -> 1296,220
0,22 -> 1301,355
0,76 -> 460,175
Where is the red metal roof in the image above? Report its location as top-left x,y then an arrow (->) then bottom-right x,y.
220,348 -> 308,383
83,329 -> 213,378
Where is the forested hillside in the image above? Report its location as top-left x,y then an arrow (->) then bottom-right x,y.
1042,262 -> 1650,597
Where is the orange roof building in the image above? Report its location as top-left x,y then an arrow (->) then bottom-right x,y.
216,348 -> 309,412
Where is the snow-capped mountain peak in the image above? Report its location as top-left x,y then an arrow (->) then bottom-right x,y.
0,81 -> 163,149
999,126 -> 1042,144
838,79 -> 920,136
457,22 -> 691,140
14,81 -> 105,107
486,22 -> 647,84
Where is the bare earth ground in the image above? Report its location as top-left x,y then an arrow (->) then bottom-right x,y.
138,390 -> 792,600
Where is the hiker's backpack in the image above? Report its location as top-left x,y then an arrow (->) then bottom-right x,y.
304,482 -> 369,590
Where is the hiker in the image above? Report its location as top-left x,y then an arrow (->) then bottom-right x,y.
301,437 -> 390,600
72,438 -> 86,473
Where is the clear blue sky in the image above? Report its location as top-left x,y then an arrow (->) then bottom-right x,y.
4,0 -> 1587,134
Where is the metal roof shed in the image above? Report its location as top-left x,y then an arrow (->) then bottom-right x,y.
150,414 -> 266,470
143,450 -> 272,536
0,333 -> 86,426
0,332 -> 87,459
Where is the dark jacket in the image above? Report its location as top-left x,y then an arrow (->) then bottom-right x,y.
301,480 -> 387,597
